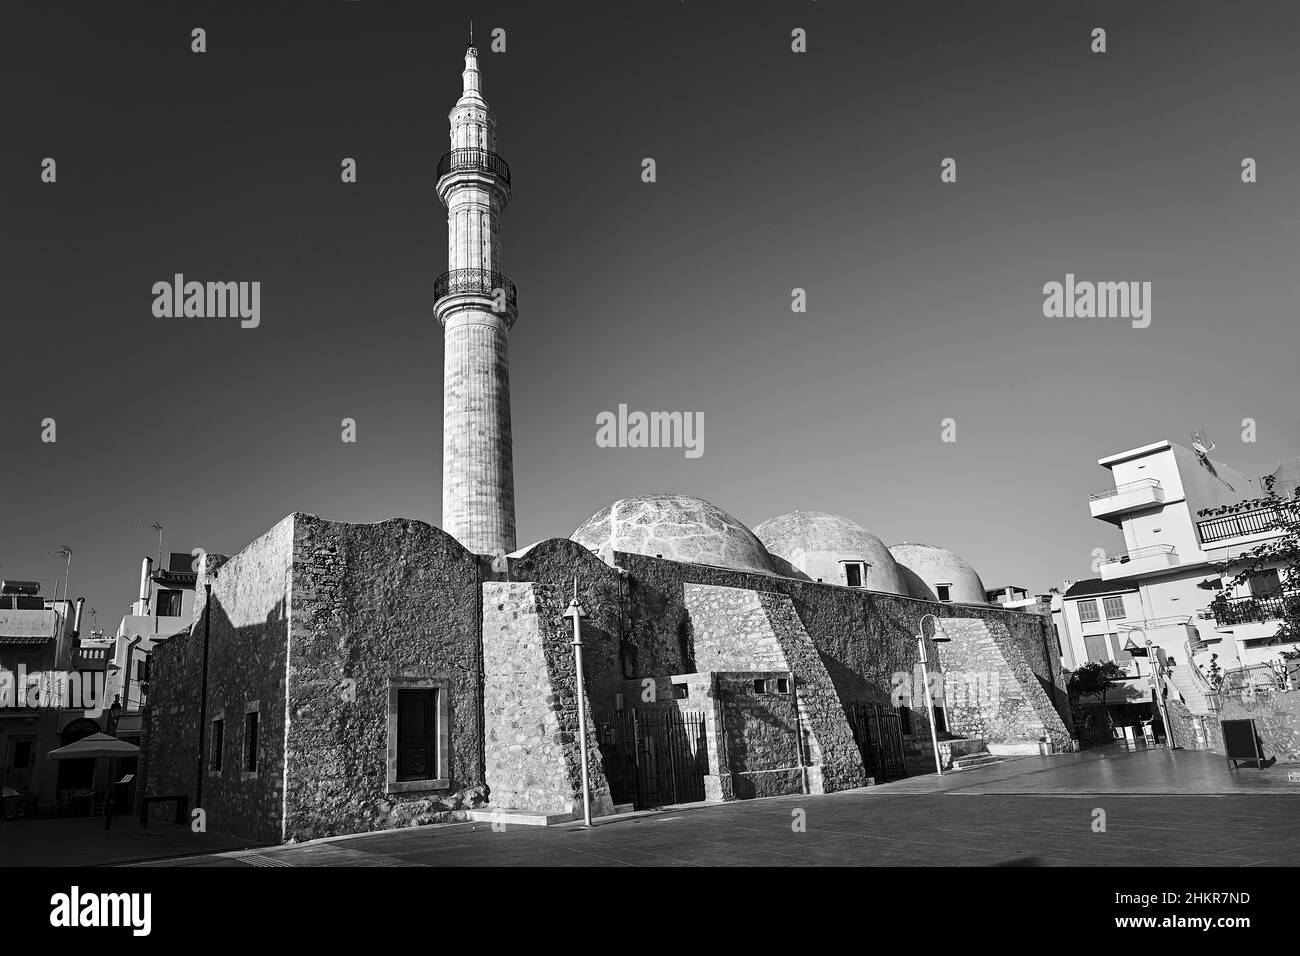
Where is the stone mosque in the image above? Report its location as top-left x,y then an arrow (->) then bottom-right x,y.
142,47 -> 1073,844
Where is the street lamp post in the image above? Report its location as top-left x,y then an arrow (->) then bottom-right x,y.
916,614 -> 951,777
562,578 -> 593,828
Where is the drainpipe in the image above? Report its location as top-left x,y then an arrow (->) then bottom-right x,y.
195,582 -> 211,809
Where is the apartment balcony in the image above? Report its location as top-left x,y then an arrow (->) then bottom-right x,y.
1088,478 -> 1165,523
1099,544 -> 1179,581
1196,504 -> 1288,547
1211,592 -> 1300,627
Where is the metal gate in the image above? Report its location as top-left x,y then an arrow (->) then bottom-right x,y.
844,702 -> 908,782
600,709 -> 708,809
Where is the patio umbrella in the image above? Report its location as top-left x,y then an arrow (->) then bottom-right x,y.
45,733 -> 139,830
46,732 -> 138,760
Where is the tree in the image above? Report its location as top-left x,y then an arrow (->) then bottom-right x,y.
1198,480 -> 1300,664
1067,661 -> 1128,732
1199,652 -> 1225,692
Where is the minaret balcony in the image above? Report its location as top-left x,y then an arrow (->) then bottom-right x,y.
437,148 -> 511,187
434,268 -> 518,326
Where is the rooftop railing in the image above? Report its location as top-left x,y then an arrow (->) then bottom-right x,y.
1196,504 -> 1288,545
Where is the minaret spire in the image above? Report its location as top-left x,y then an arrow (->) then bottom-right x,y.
434,46 -> 517,556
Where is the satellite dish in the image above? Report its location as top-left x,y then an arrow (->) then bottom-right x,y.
1191,429 -> 1215,462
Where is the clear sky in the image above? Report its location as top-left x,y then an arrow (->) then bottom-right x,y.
3,0 -> 1299,624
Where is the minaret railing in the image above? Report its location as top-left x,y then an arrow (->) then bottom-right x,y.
434,268 -> 517,311
437,148 -> 511,186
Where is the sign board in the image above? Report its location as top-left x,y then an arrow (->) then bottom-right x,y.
1221,718 -> 1265,769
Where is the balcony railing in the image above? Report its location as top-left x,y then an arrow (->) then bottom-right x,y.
1212,591 -> 1300,627
437,148 -> 511,186
434,269 -> 517,313
1197,505 -> 1287,545
1100,544 -> 1175,566
1089,478 -> 1162,501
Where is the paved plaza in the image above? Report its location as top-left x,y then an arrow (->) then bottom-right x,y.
5,745 -> 1295,868
123,745 -> 1298,869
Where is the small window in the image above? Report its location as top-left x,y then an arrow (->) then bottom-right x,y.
671,683 -> 689,700
1108,633 -> 1132,663
775,678 -> 790,695
842,561 -> 866,588
1077,599 -> 1100,622
753,678 -> 768,694
155,589 -> 182,617
210,718 -> 224,772
936,584 -> 951,603
1102,596 -> 1125,620
244,710 -> 259,774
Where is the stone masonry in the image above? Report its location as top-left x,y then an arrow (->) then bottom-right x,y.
685,583 -> 867,793
482,581 -> 613,817
937,617 -> 1072,751
436,45 -> 516,556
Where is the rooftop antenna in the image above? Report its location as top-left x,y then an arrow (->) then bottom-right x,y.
136,521 -> 164,569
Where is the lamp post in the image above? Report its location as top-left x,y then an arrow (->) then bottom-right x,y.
562,578 -> 593,828
917,614 -> 951,776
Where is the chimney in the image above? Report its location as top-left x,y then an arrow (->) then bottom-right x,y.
73,597 -> 85,637
135,556 -> 153,614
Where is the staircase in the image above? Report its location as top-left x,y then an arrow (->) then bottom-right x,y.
1167,660 -> 1217,715
949,752 -> 1001,772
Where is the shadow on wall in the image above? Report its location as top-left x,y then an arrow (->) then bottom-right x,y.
141,591 -> 288,846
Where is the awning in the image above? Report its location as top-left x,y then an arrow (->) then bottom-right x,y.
0,634 -> 52,645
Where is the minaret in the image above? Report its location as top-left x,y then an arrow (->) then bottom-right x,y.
435,42 -> 517,555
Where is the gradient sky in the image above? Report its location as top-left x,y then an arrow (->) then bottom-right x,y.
3,0 -> 1299,625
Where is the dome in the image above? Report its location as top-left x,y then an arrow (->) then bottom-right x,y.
887,542 -> 987,604
570,494 -> 779,574
752,511 -> 906,594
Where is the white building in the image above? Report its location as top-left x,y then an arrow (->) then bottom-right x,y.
1084,439 -> 1297,709
108,553 -> 197,735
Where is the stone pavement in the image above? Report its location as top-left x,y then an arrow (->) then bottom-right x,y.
870,742 -> 1300,796
124,744 -> 1300,868
0,815 -> 252,867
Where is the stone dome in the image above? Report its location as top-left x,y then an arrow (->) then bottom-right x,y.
571,494 -> 779,574
752,511 -> 906,594
887,542 -> 987,604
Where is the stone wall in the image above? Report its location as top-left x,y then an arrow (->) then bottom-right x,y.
937,618 -> 1073,751
282,515 -> 487,842
715,672 -> 803,799
1211,692 -> 1300,763
685,583 -> 866,792
144,517 -> 294,844
481,580 -> 613,816
613,552 -> 1068,724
